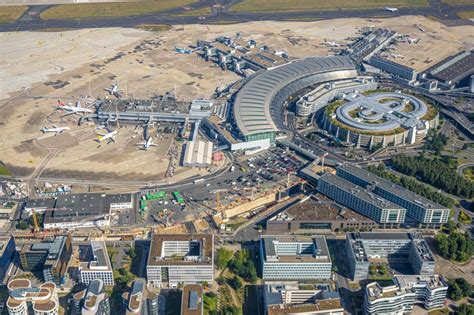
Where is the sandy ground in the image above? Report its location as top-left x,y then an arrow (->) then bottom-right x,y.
0,16 -> 472,181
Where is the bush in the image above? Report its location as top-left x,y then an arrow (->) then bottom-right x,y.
216,248 -> 233,270
16,221 -> 29,230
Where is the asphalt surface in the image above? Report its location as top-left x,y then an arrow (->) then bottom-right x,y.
1,0 -> 473,32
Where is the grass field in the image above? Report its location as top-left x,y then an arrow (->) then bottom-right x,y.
172,6 -> 211,17
40,0 -> 197,20
0,5 -> 28,24
0,164 -> 12,176
443,0 -> 474,4
230,0 -> 428,13
457,10 -> 474,19
135,23 -> 172,31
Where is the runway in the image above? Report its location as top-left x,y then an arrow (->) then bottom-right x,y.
1,0 -> 473,32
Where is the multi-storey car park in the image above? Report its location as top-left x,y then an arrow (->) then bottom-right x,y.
336,164 -> 449,228
317,173 -> 406,227
320,92 -> 439,148
363,275 -> 448,315
345,232 -> 436,281
260,235 -> 332,281
146,234 -> 214,288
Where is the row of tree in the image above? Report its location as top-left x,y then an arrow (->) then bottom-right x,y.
367,164 -> 455,207
391,155 -> 474,199
423,129 -> 448,155
447,278 -> 472,301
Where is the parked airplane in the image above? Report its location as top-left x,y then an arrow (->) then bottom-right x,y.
384,7 -> 398,12
55,100 -> 94,116
95,129 -> 118,145
138,137 -> 158,150
173,45 -> 193,54
41,125 -> 70,135
322,39 -> 340,47
104,83 -> 122,98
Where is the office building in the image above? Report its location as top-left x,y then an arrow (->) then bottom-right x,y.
264,284 -> 344,315
317,173 -> 406,226
19,235 -> 72,285
146,234 -> 214,288
122,278 -> 160,315
6,279 -> 59,315
41,193 -> 133,230
364,275 -> 448,314
369,56 -> 417,82
260,235 -> 332,281
78,240 -> 114,286
346,232 -> 436,280
180,284 -> 203,315
0,237 -> 16,284
73,279 -> 110,315
336,164 -> 449,227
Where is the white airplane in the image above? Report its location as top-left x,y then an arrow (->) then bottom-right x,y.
384,7 -> 398,12
408,37 -> 420,44
138,137 -> 158,150
55,100 -> 93,116
323,39 -> 340,47
104,83 -> 122,99
95,129 -> 118,145
274,49 -> 288,57
41,125 -> 70,135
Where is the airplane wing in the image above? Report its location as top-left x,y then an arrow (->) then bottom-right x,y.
114,91 -> 122,98
60,112 -> 77,117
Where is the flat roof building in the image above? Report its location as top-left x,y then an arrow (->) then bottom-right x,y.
424,50 -> 474,88
264,284 -> 344,315
78,240 -> 114,286
364,275 -> 448,315
317,173 -> 406,226
0,237 -> 16,285
6,279 -> 59,315
260,235 -> 332,281
336,164 -> 449,227
346,232 -> 436,280
182,141 -> 213,168
146,234 -> 214,288
369,55 -> 417,82
18,235 -> 72,285
180,284 -> 203,315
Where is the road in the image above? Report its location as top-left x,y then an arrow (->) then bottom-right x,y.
0,0 -> 473,32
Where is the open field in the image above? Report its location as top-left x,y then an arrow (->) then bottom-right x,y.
230,0 -> 429,13
0,16 -> 472,181
135,24 -> 172,32
457,10 -> 474,19
40,0 -> 196,20
443,0 -> 474,4
0,5 -> 28,24
172,6 -> 211,17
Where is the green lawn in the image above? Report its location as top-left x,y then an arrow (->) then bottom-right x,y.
443,0 -> 474,4
203,293 -> 218,315
230,0 -> 428,13
172,6 -> 212,17
457,10 -> 474,19
0,164 -> 12,176
40,0 -> 197,20
0,5 -> 28,24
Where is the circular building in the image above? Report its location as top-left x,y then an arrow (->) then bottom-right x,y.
320,92 -> 439,148
232,56 -> 357,144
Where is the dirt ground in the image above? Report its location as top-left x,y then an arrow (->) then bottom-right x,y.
0,16 -> 472,181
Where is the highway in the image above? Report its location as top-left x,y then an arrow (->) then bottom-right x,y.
1,0 -> 473,32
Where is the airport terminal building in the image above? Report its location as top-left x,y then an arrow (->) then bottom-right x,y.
260,235 -> 332,281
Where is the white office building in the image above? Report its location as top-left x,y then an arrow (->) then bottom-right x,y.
146,234 -> 214,288
260,235 -> 332,281
364,275 -> 448,314
78,241 -> 114,286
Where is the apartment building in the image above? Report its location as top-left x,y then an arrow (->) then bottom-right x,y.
73,279 -> 110,315
260,235 -> 332,281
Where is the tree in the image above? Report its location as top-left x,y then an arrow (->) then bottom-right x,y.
16,221 -> 28,230
449,282 -> 463,301
456,304 -> 474,315
448,278 -> 472,301
222,306 -> 242,315
229,249 -> 257,283
125,247 -> 137,259
230,276 -> 242,290
216,248 -> 233,270
216,276 -> 225,285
